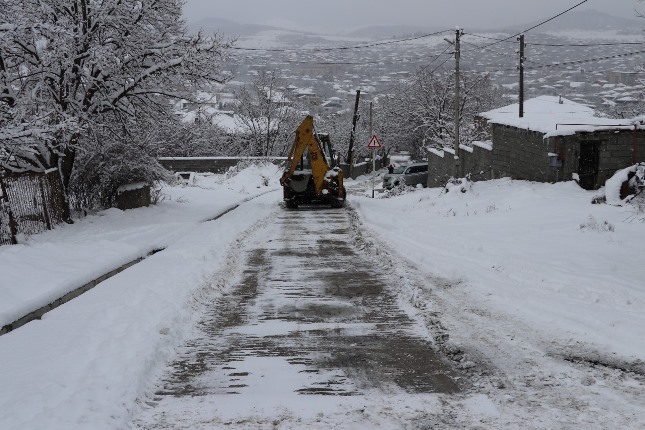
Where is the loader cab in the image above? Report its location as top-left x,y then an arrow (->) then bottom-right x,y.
316,133 -> 335,168
293,133 -> 334,171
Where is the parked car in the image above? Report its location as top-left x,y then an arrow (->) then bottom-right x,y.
383,162 -> 428,189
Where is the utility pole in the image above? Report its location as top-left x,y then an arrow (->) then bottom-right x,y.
369,101 -> 373,140
369,101 -> 375,198
346,90 -> 361,170
454,28 -> 462,178
519,34 -> 525,118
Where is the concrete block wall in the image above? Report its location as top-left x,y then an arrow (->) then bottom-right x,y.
595,131 -> 645,185
461,142 -> 493,182
427,149 -> 453,187
427,142 -> 494,187
158,157 -> 287,173
550,130 -> 645,188
116,185 -> 151,210
340,157 -> 384,180
491,125 -> 551,182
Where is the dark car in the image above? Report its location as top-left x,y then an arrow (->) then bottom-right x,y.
383,162 -> 428,189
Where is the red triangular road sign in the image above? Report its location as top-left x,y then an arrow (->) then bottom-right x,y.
367,135 -> 381,149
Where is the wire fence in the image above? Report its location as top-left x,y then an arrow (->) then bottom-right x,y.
0,169 -> 67,246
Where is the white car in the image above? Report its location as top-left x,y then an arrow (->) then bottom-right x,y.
383,162 -> 429,189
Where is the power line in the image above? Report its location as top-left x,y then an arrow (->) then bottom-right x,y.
478,0 -> 589,49
460,40 -> 518,61
366,47 -> 454,96
464,33 -> 645,47
528,41 -> 645,47
427,55 -> 453,75
230,29 -> 453,53
527,48 -> 645,69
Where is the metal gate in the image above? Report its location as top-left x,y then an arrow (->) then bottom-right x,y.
0,169 -> 67,245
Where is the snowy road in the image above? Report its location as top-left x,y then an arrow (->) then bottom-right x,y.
132,207 -> 467,429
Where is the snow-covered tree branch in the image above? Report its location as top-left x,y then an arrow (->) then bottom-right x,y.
0,0 -> 232,199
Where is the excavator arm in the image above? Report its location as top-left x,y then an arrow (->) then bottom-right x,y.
280,115 -> 330,194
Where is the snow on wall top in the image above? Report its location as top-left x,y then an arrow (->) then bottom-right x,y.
479,95 -> 638,138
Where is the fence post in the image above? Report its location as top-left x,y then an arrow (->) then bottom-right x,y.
0,178 -> 18,244
39,176 -> 52,230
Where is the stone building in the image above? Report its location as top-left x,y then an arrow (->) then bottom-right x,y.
427,96 -> 645,190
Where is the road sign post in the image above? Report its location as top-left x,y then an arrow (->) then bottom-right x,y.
367,135 -> 382,198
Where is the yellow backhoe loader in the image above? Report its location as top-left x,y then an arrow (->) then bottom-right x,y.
279,115 -> 346,209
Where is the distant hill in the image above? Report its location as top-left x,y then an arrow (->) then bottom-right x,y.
346,25 -> 444,39
503,9 -> 642,33
187,17 -> 283,37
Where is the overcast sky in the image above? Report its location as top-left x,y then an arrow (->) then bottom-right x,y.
183,0 -> 641,32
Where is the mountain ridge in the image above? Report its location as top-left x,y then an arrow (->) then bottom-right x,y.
187,9 -> 643,40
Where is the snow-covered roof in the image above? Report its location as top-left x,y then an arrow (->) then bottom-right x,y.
479,95 -> 639,137
212,112 -> 242,133
295,87 -> 315,95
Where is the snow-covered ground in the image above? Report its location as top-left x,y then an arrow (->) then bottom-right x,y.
1,163 -> 644,429
354,177 -> 645,360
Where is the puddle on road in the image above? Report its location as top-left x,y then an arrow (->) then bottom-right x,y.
152,208 -> 464,403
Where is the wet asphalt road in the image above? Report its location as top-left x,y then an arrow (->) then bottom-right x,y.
134,206 -> 463,427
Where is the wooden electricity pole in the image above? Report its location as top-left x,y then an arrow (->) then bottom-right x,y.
453,28 -> 462,178
346,90 -> 361,168
519,34 -> 525,118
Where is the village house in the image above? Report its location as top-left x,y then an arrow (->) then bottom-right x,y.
427,95 -> 645,190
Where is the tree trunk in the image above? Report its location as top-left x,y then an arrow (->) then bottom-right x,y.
56,137 -> 78,223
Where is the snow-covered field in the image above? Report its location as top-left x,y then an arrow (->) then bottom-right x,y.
1,163 -> 644,429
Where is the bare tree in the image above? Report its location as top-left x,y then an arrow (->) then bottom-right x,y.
379,69 -> 502,158
234,70 -> 304,156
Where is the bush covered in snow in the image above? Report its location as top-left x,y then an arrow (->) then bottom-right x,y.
579,215 -> 615,233
600,163 -> 645,207
443,176 -> 473,194
69,138 -> 170,212
377,184 -> 419,198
